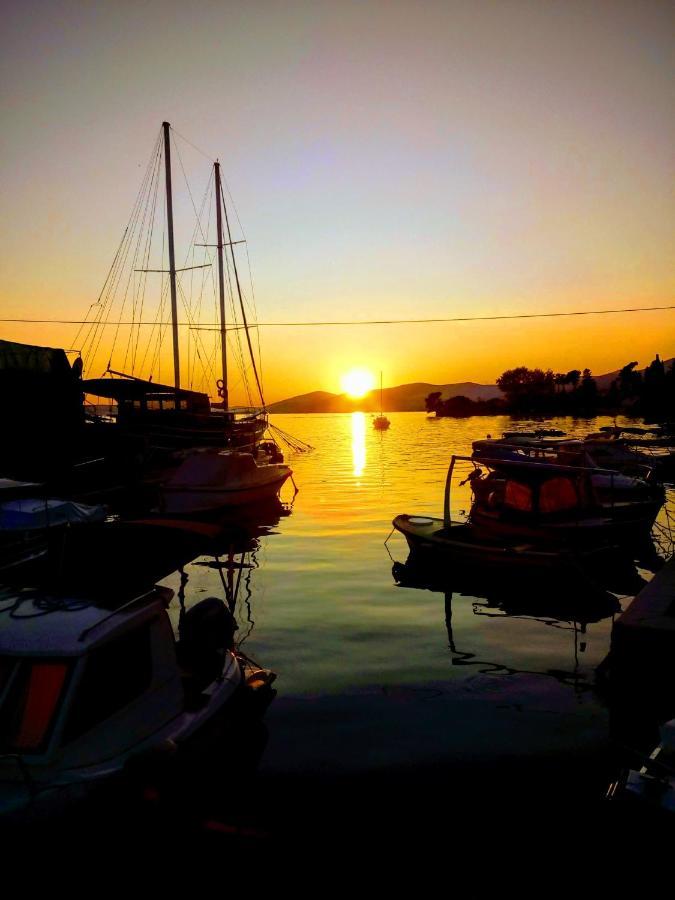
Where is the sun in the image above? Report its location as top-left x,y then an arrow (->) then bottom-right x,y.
340,368 -> 376,398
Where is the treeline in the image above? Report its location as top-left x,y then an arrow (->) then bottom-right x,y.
425,355 -> 674,419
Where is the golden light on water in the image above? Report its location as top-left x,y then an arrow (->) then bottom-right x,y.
340,368 -> 376,399
351,412 -> 366,478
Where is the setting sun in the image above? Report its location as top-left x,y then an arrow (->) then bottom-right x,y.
340,368 -> 376,398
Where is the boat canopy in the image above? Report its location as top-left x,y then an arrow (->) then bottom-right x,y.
83,376 -> 210,412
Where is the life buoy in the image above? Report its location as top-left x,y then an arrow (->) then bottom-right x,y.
216,379 -> 225,398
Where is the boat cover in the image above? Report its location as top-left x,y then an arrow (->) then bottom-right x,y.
0,340 -> 73,376
0,499 -> 107,531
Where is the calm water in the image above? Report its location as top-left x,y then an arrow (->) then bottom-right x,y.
159,413 -> 672,838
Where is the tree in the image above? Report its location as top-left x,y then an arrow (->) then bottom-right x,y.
424,391 -> 442,413
577,368 -> 598,409
554,373 -> 567,393
618,361 -> 641,400
566,369 -> 581,390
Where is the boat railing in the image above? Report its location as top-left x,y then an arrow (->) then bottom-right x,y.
444,453 -> 623,526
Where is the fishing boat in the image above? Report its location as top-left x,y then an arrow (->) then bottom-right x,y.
468,456 -> 661,547
161,449 -> 292,515
372,373 -> 390,431
0,520 -> 276,820
472,436 -> 665,522
391,513 -> 611,572
391,453 -> 650,573
78,123 -> 271,456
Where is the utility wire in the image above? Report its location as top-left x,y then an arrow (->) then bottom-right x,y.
5,303 -> 672,328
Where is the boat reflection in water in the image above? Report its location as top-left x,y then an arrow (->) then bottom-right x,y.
391,550 -> 624,691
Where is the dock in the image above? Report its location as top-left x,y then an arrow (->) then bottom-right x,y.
608,556 -> 675,745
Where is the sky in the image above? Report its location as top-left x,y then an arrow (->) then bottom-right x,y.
1,0 -> 673,403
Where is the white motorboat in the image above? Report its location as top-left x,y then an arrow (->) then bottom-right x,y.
161,450 -> 292,515
0,580 -> 275,819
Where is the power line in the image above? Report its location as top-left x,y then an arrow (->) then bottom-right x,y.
2,303 -> 673,328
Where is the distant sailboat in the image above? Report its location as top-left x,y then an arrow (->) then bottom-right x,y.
373,372 -> 390,430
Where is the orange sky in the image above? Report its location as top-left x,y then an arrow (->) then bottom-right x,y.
1,2 -> 673,403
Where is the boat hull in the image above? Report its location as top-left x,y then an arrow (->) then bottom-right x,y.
392,514 -> 615,573
162,468 -> 291,514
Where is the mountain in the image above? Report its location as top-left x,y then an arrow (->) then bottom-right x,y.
267,356 -> 674,413
267,381 -> 500,413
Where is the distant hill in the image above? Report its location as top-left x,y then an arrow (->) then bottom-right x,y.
267,381 -> 500,413
267,357 -> 674,413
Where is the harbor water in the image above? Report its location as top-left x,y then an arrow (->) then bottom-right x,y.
154,412 -> 673,842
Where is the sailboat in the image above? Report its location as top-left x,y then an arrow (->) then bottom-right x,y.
372,372 -> 390,430
79,122 -> 268,455
77,123 -> 292,512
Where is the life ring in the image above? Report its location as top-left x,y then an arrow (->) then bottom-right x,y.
216,379 -> 225,398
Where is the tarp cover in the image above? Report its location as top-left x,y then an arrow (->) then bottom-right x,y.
0,499 -> 107,531
0,340 -> 72,376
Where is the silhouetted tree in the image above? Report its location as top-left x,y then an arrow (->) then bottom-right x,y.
617,361 -> 641,400
566,369 -> 581,390
577,368 -> 598,410
425,391 -> 442,413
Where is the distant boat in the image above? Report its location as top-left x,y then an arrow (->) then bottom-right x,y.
372,372 -> 390,430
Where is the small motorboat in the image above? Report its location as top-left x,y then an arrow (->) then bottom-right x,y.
392,513 -> 614,573
0,577 -> 275,820
161,449 -> 292,515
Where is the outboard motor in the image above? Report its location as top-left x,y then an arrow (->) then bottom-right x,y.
177,597 -> 236,688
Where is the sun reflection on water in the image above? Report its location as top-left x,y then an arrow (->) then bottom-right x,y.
352,411 -> 366,478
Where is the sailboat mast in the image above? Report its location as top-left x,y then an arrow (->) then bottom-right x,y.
162,121 -> 180,392
214,162 -> 229,410
219,181 -> 266,408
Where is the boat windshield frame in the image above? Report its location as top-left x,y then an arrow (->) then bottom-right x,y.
443,454 -> 622,526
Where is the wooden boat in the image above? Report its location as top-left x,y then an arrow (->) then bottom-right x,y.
161,450 -> 292,514
372,372 -> 390,431
391,451 -> 658,573
392,513 -> 614,572
472,438 -> 665,525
